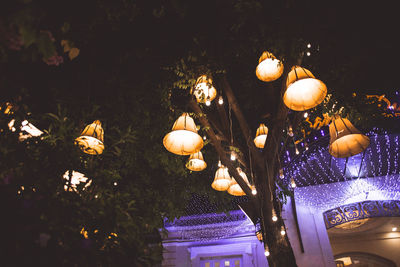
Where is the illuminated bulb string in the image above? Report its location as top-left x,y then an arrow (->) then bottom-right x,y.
281,132 -> 400,211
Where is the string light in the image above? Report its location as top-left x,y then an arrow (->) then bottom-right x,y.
251,186 -> 257,195
218,96 -> 224,105
290,178 -> 296,188
279,169 -> 284,179
392,227 -> 398,232
306,52 -> 311,56
203,135 -> 207,140
307,43 -> 311,48
205,98 -> 211,106
280,226 -> 286,236
230,152 -> 236,161
284,133 -> 400,211
272,209 -> 278,222
114,182 -> 118,186
264,245 -> 270,257
304,112 -> 308,118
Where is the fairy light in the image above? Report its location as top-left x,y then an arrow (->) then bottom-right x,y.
217,160 -> 222,168
203,135 -> 207,140
304,112 -> 308,118
264,245 -> 270,257
279,169 -> 284,179
307,43 -> 311,48
230,152 -> 236,161
280,226 -> 286,236
205,98 -> 211,106
218,96 -> 224,105
251,186 -> 257,195
290,178 -> 296,188
306,52 -> 311,56
283,133 -> 400,211
272,209 -> 278,222
114,182 -> 118,186
392,227 -> 398,232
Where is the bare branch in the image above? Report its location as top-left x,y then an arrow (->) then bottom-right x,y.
188,99 -> 254,197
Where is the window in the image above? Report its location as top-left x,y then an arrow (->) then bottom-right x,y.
200,256 -> 242,267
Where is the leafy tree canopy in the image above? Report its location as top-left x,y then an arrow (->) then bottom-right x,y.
0,0 -> 399,266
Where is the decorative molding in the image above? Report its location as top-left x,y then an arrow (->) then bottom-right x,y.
323,200 -> 400,229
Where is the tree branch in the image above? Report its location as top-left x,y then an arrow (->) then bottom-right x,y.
188,99 -> 254,197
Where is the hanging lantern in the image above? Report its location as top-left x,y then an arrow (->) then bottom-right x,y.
283,66 -> 327,111
63,170 -> 92,192
254,123 -> 269,148
211,165 -> 232,191
163,113 -> 203,156
186,151 -> 207,171
75,120 -> 105,155
228,167 -> 250,196
192,75 -> 217,104
328,116 -> 370,158
256,51 -> 284,82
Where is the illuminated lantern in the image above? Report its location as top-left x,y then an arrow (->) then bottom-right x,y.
75,120 -> 105,155
63,170 -> 92,192
192,75 -> 217,104
186,151 -> 207,171
163,113 -> 203,155
328,116 -> 370,158
211,165 -> 232,191
254,123 -> 269,148
256,51 -> 284,82
283,66 -> 327,111
228,168 -> 250,196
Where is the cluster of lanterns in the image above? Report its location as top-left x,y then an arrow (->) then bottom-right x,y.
255,51 -> 370,159
163,50 -> 371,200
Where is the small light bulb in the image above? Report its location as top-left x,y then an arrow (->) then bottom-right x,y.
279,169 -> 284,179
217,160 -> 222,167
264,250 -> 270,257
281,230 -> 286,236
230,153 -> 236,161
304,112 -> 308,118
252,188 -> 257,195
95,194 -> 99,199
307,43 -> 311,48
218,96 -> 224,105
203,135 -> 207,140
272,215 -> 278,222
295,148 -> 299,155
205,99 -> 211,106
290,178 -> 296,188
114,182 -> 117,186
392,227 -> 398,232
306,52 -> 311,56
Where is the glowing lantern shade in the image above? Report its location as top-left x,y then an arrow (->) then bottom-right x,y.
63,170 -> 92,192
283,66 -> 327,111
193,75 -> 217,104
75,120 -> 105,155
228,168 -> 250,196
254,123 -> 269,148
329,116 -> 370,158
256,51 -> 284,82
211,165 -> 232,191
186,151 -> 207,171
163,113 -> 203,155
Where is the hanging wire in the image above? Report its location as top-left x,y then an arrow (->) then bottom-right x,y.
228,100 -> 233,145
247,136 -> 255,184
